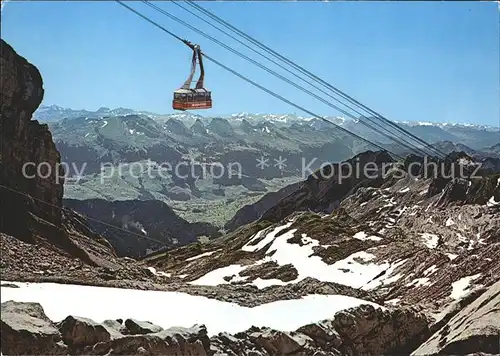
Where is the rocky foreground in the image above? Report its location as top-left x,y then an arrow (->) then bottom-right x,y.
0,299 -> 432,355
1,280 -> 499,355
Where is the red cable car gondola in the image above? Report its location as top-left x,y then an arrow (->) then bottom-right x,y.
173,43 -> 212,111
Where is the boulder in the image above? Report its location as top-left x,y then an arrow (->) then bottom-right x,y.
158,324 -> 210,352
57,315 -> 111,349
87,325 -> 210,355
296,320 -> 342,349
249,328 -> 308,355
0,301 -> 68,355
124,318 -> 163,335
101,319 -> 129,338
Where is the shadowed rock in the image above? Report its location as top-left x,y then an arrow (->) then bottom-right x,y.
57,315 -> 111,350
0,301 -> 68,355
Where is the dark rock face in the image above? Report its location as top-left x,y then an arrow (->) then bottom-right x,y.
63,199 -> 221,257
0,40 -> 122,267
0,39 -> 64,241
261,150 -> 394,224
239,261 -> 299,283
58,316 -> 111,351
330,305 -> 431,355
227,150 -> 500,232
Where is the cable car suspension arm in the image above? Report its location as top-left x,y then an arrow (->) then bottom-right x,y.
179,45 -> 204,90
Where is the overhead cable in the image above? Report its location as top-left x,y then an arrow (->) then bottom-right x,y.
141,1 -> 422,157
116,0 -> 402,158
170,0 -> 434,158
182,0 -> 448,159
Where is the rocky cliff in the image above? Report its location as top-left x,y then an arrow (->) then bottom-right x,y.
0,39 -> 64,240
0,39 -> 130,268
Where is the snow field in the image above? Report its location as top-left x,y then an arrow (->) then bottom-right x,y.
0,281 -> 383,336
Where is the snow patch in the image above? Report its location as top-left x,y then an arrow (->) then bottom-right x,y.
147,267 -> 171,278
421,233 -> 439,249
445,253 -> 458,261
487,195 -> 499,207
363,259 -> 407,290
252,278 -> 287,289
450,274 -> 481,300
406,277 -> 431,288
0,281 -> 384,336
242,223 -> 293,253
423,265 -> 439,276
186,250 -> 220,262
189,265 -> 247,286
385,298 -> 401,306
353,231 -> 382,242
101,120 -> 108,128
199,223 -> 403,290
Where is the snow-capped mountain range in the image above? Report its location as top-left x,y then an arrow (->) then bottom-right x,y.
33,105 -> 159,122
34,105 -> 498,131
37,105 -> 499,153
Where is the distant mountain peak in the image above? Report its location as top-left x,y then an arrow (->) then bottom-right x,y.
165,118 -> 191,136
208,117 -> 234,137
191,118 -> 208,135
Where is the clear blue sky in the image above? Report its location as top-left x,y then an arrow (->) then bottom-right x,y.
1,1 -> 499,126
